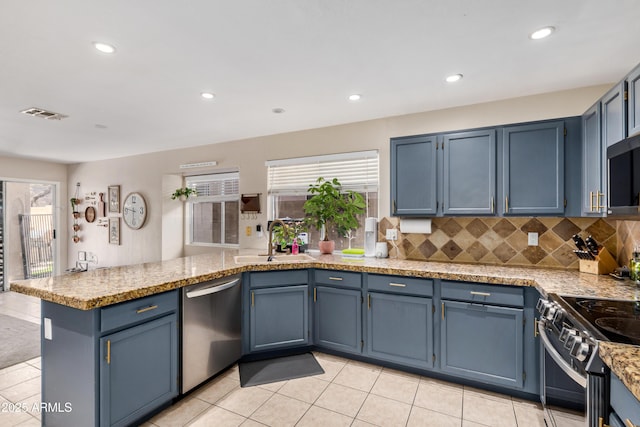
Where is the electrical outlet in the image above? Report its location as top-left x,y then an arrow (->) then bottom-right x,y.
385,229 -> 398,241
528,232 -> 539,246
78,251 -> 86,261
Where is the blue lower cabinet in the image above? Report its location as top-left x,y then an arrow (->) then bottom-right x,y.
250,285 -> 309,352
367,292 -> 433,369
440,300 -> 524,389
314,286 -> 362,354
610,372 -> 640,427
100,314 -> 178,427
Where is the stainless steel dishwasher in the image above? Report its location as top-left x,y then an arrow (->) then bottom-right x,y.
182,274 -> 242,393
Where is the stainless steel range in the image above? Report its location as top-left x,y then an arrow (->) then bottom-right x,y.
537,294 -> 640,427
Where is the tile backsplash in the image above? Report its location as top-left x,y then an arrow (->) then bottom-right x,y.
377,216 -> 620,269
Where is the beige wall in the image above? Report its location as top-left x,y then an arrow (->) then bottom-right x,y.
66,85 -> 610,268
0,155 -> 68,278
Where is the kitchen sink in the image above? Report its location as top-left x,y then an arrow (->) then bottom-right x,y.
233,254 -> 315,264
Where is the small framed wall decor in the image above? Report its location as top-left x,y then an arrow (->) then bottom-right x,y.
109,217 -> 120,245
108,185 -> 120,213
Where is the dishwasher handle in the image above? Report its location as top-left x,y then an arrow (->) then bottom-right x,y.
186,278 -> 240,298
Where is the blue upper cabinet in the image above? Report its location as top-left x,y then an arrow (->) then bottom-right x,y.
390,135 -> 437,215
628,64 -> 640,137
602,82 -> 627,147
443,129 -> 496,215
582,103 -> 604,215
502,121 -> 565,215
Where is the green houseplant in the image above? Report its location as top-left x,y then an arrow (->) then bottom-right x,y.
303,177 -> 366,254
272,220 -> 307,253
171,187 -> 197,201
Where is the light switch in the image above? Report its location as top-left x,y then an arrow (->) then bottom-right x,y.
528,232 -> 539,246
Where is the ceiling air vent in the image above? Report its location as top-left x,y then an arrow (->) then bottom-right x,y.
20,107 -> 68,120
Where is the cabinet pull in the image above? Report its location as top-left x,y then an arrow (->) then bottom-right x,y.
136,305 -> 158,314
314,288 -> 317,302
470,291 -> 491,297
251,291 -> 254,307
393,200 -> 397,214
491,196 -> 494,213
106,340 -> 111,365
534,319 -> 539,338
368,294 -> 371,309
328,276 -> 343,281
597,192 -> 605,211
505,196 -> 509,213
441,302 -> 445,320
625,419 -> 637,427
599,417 -> 610,427
388,283 -> 406,288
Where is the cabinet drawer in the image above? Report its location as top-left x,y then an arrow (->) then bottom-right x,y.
314,270 -> 362,289
101,290 -> 178,333
368,274 -> 433,297
250,270 -> 308,288
441,281 -> 523,307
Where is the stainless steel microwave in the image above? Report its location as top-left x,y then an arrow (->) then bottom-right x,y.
607,133 -> 640,216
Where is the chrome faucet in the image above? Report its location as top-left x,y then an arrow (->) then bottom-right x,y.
267,219 -> 287,260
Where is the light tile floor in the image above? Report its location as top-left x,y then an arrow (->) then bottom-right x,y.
0,291 -> 586,427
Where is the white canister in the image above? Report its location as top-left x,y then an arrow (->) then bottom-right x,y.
375,242 -> 388,258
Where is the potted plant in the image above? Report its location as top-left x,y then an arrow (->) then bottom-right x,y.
171,187 -> 197,201
70,197 -> 80,218
303,177 -> 366,254
272,220 -> 308,253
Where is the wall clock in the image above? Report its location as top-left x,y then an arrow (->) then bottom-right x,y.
122,192 -> 147,229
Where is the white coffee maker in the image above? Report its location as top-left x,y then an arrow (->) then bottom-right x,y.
364,218 -> 378,257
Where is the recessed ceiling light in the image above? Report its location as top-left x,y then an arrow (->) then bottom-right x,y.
530,26 -> 555,40
201,92 -> 215,99
93,42 -> 116,54
272,108 -> 285,114
348,94 -> 362,101
445,74 -> 463,83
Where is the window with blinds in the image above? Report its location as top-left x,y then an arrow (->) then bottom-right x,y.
266,151 -> 379,251
185,172 -> 239,246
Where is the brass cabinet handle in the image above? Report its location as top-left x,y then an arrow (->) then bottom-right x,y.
251,291 -> 254,307
314,288 -> 317,302
505,196 -> 509,213
389,283 -> 406,288
106,340 -> 111,365
470,291 -> 491,297
393,200 -> 397,214
368,294 -> 371,309
599,417 -> 610,427
597,192 -> 605,211
491,196 -> 494,213
625,419 -> 637,427
329,277 -> 343,281
441,302 -> 445,320
136,305 -> 158,314
534,319 -> 539,338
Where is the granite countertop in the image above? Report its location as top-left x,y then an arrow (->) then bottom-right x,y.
10,248 -> 640,401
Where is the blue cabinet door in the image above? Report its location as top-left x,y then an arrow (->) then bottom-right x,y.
367,292 -> 433,369
100,314 -> 178,427
602,82 -> 627,147
391,135 -> 437,215
502,121 -> 565,215
250,285 -> 309,352
582,103 -> 605,215
443,129 -> 496,215
628,65 -> 640,137
440,300 -> 524,389
314,286 -> 362,354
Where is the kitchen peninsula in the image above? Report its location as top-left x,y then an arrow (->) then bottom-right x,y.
11,249 -> 640,426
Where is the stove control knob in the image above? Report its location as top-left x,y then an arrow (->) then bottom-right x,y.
552,307 -> 564,325
571,340 -> 592,362
560,327 -> 578,344
536,299 -> 549,315
545,303 -> 558,321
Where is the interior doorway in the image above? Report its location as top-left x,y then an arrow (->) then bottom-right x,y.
1,181 -> 58,291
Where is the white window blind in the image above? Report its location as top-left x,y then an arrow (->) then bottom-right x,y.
266,150 -> 379,195
186,172 -> 239,198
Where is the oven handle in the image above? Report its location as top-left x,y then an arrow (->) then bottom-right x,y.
538,324 -> 587,388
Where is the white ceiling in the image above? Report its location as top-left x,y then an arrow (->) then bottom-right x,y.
2,1 -> 640,164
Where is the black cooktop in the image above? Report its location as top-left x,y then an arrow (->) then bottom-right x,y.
561,296 -> 640,345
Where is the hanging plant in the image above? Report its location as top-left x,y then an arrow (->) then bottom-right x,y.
171,187 -> 197,201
